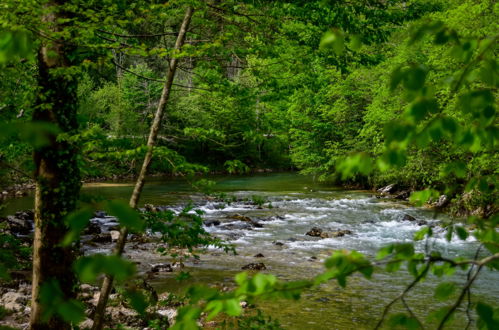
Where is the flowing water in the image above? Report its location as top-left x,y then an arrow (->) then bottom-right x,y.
3,173 -> 497,329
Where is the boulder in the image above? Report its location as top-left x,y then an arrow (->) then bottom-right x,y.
110,230 -> 120,242
203,219 -> 221,227
83,221 -> 101,235
272,241 -> 284,246
90,233 -> 112,243
402,214 -> 417,222
228,213 -> 252,222
435,195 -> 449,208
220,222 -> 253,231
254,253 -> 265,258
79,318 -> 94,329
241,263 -> 266,270
14,211 -> 34,220
305,227 -> 323,237
144,204 -> 159,212
1,291 -> 28,312
6,215 -> 32,235
151,263 -> 173,273
329,229 -> 353,237
377,184 -> 397,195
93,211 -> 107,218
157,308 -> 177,326
394,190 -> 411,200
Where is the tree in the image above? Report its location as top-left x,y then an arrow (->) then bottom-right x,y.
29,1 -> 82,328
92,6 -> 195,329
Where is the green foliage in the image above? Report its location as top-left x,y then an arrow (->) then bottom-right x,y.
476,302 -> 499,330
106,200 -> 144,232
0,224 -> 31,280
224,160 -> 250,175
143,204 -> 235,257
0,29 -> 34,64
74,255 -> 136,284
39,279 -> 85,324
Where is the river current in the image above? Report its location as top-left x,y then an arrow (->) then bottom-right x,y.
3,173 -> 497,329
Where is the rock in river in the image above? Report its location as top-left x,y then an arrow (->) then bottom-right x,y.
151,263 -> 173,273
402,214 -> 417,222
306,227 -> 352,238
305,227 -> 323,237
242,263 -> 266,270
377,184 -> 397,195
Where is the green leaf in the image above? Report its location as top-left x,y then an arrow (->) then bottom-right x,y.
409,189 -> 439,206
455,226 -> 469,240
106,200 -> 144,232
57,300 -> 86,323
476,302 -> 499,330
387,313 -> 421,330
320,29 -> 345,55
74,255 -> 136,283
62,207 -> 94,246
434,282 -> 456,301
403,65 -> 427,91
414,227 -> 432,241
125,290 -> 149,315
0,30 -> 34,64
376,244 -> 394,260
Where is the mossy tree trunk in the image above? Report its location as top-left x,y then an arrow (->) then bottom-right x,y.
30,2 -> 81,329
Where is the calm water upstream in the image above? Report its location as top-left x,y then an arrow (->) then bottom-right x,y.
3,173 -> 497,329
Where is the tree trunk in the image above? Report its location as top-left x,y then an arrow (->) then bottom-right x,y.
30,2 -> 81,329
91,6 -> 194,330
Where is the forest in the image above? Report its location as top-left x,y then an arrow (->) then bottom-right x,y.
0,0 -> 497,329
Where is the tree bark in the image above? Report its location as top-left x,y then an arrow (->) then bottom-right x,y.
91,6 -> 194,330
30,2 -> 81,329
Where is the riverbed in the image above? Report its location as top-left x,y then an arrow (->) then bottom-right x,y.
3,173 -> 497,329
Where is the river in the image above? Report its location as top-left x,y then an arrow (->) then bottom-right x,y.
2,173 -> 497,329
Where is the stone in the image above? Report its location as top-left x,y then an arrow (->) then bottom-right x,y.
402,214 -> 417,222
14,211 -> 33,220
228,213 -> 252,222
172,262 -> 184,270
110,230 -> 120,242
394,190 -> 411,200
435,195 -> 449,208
80,284 -> 96,292
93,210 -> 107,218
144,204 -> 159,212
1,291 -> 28,312
272,241 -> 284,246
254,253 -> 265,258
305,227 -> 323,237
79,318 -> 94,329
6,215 -> 32,235
330,229 -> 353,237
377,184 -> 397,195
157,308 -> 177,326
220,222 -> 253,230
90,233 -> 112,243
319,232 -> 330,238
241,263 -> 266,270
151,263 -> 173,273
83,221 -> 101,235
203,219 -> 221,227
